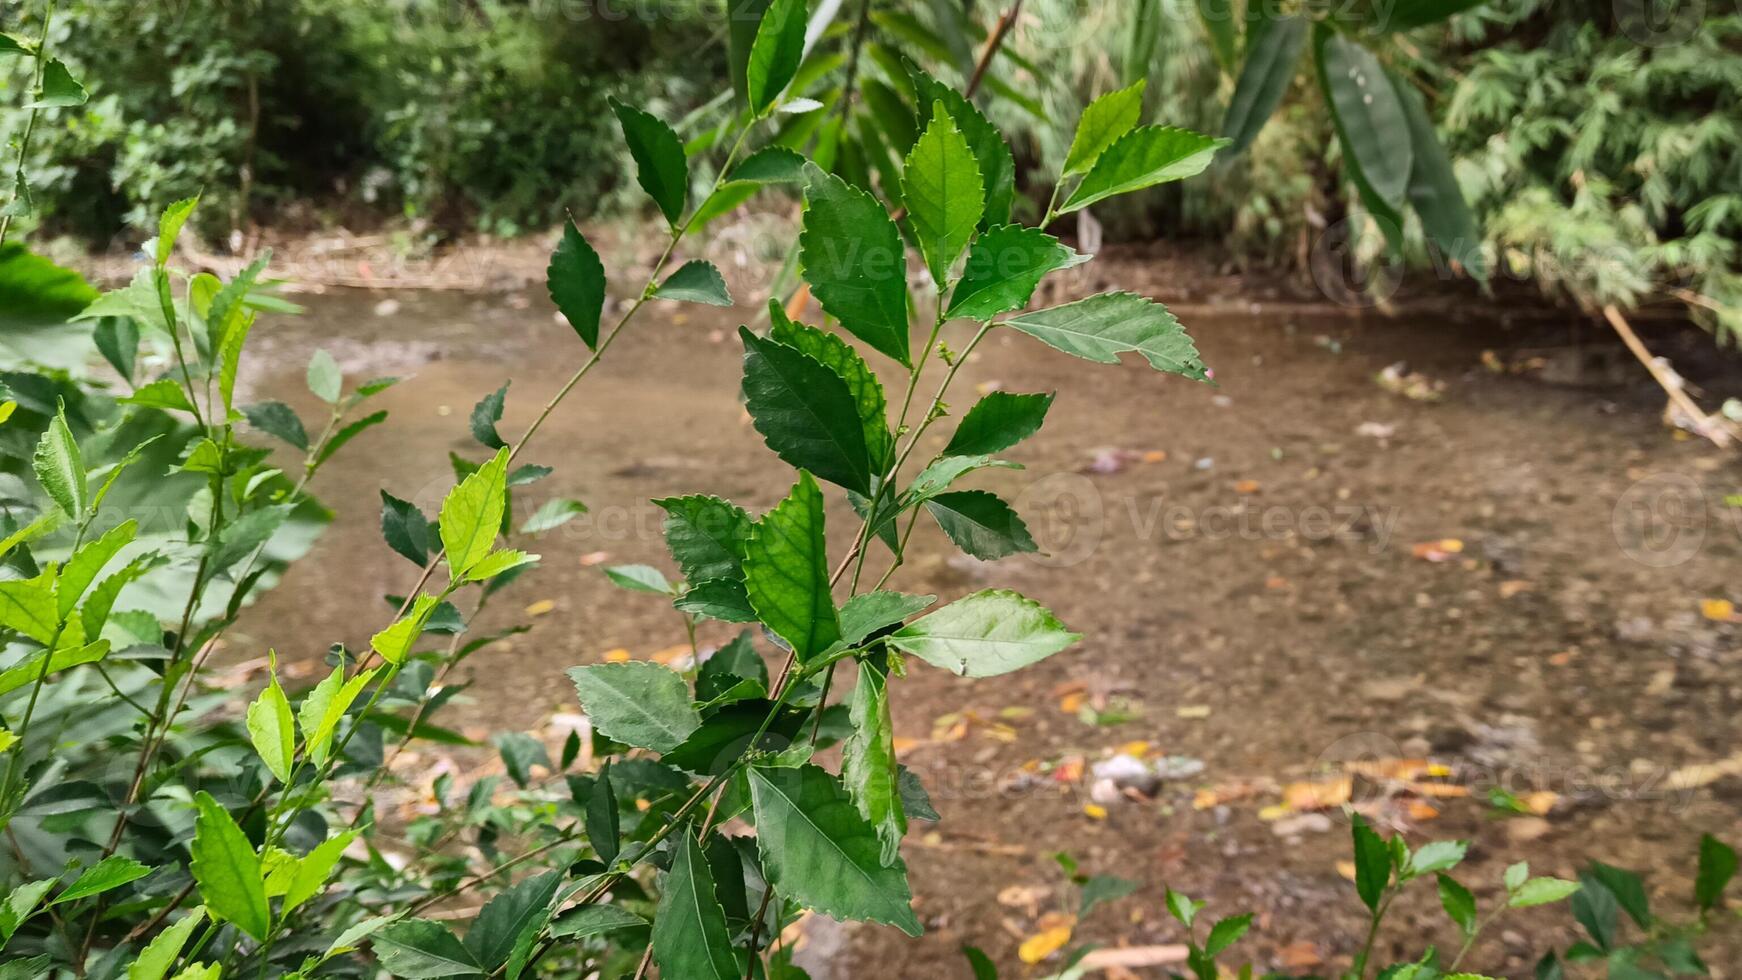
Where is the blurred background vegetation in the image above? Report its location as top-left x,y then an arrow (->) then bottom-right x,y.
3,0 -> 1739,338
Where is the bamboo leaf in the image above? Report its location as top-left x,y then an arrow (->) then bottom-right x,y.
1314,26 -> 1411,227
1222,14 -> 1308,154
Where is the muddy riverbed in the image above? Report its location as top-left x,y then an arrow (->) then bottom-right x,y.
227,247 -> 1742,976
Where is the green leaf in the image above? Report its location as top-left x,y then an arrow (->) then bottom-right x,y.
0,34 -> 34,57
653,260 -> 733,306
697,630 -> 768,701
1697,834 -> 1737,912
612,97 -> 689,226
380,492 -> 432,567
0,640 -> 109,697
1351,815 -> 1391,912
567,661 -> 701,752
947,226 -> 1086,322
1438,873 -> 1477,934
246,670 -> 295,783
1588,862 -> 1650,928
0,879 -> 52,942
298,665 -> 377,767
728,0 -> 775,104
843,661 -> 906,864
190,791 -> 270,942
654,832 -> 744,979
1063,80 -> 1147,176
469,382 -> 509,450
283,831 -> 357,913
1222,14 -> 1308,154
242,401 -> 308,449
0,572 -> 58,646
52,856 -> 150,905
371,594 -> 438,665
768,301 -> 893,472
548,221 -> 607,349
586,762 -> 621,865
1198,0 -> 1239,72
205,252 -> 271,355
1060,126 -> 1228,214
740,326 -> 874,494
1314,26 -> 1411,227
798,166 -> 911,365
209,503 -> 293,575
944,391 -> 1054,457
908,65 -> 1016,227
93,316 -> 139,382
746,0 -> 807,113
1205,913 -> 1253,955
656,495 -> 751,584
465,549 -> 536,582
1509,877 -> 1581,908
902,104 -> 985,286
1393,72 -> 1487,279
127,907 -> 206,980
306,348 -> 342,403
549,904 -> 648,940
439,446 -> 510,580
732,146 -> 807,183
520,497 -> 587,534
314,408 -> 387,466
1381,0 -> 1488,31
33,406 -> 85,520
371,918 -> 482,978
889,589 -> 1078,677
120,378 -> 196,413
1005,291 -> 1207,379
58,518 -> 136,618
963,946 -> 998,980
603,564 -> 673,594
1079,874 -> 1139,917
24,59 -> 87,109
748,763 -> 921,934
466,871 -> 561,973
743,472 -> 841,662
839,590 -> 936,645
1406,839 -> 1469,877
926,490 -> 1037,560
676,578 -> 758,623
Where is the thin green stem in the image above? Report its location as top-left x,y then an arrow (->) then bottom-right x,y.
0,0 -> 55,248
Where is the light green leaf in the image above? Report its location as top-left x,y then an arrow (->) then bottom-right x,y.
1205,912 -> 1253,955
1222,14 -> 1308,154
731,145 -> 807,183
119,379 -> 196,413
372,594 -> 438,666
567,661 -> 700,752
0,879 -> 52,942
1393,72 -> 1487,279
1406,839 -> 1469,877
205,251 -> 271,354
464,549 -> 537,583
549,221 -> 607,349
1438,873 -> 1477,935
520,498 -> 586,535
1060,126 -> 1228,214
190,791 -> 270,942
25,59 -> 87,109
603,564 -> 672,594
1314,26 -> 1411,223
371,918 -> 482,978
944,391 -> 1054,457
33,406 -> 86,520
246,669 -> 295,783
57,518 -> 137,618
926,490 -> 1037,560
52,856 -> 150,905
746,0 -> 807,114
743,472 -> 841,662
909,66 -> 1016,227
843,662 -> 905,864
283,831 -> 357,914
890,589 -> 1079,677
306,348 -> 342,403
748,763 -> 921,935
611,97 -> 689,226
653,260 -> 733,306
768,301 -> 893,473
0,571 -> 58,646
947,225 -> 1086,322
0,640 -> 110,697
739,326 -> 874,494
167,964 -> 219,980
127,907 -> 206,980
1063,80 -> 1146,176
902,104 -> 985,286
653,832 -> 743,979
799,166 -> 911,366
0,511 -> 59,563
298,665 -> 377,767
839,591 -> 936,645
439,446 -> 510,580
1509,877 -> 1582,908
1005,291 -> 1207,379
654,495 -> 751,584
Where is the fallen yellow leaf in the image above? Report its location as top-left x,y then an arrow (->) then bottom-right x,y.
1118,741 -> 1151,758
1059,691 -> 1087,713
1282,777 -> 1352,811
524,599 -> 556,616
1701,598 -> 1736,621
1335,860 -> 1357,881
1176,705 -> 1211,720
1018,924 -> 1075,964
1083,803 -> 1108,820
602,648 -> 631,663
1233,479 -> 1261,494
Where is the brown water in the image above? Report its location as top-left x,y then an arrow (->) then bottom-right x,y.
232,252 -> 1742,976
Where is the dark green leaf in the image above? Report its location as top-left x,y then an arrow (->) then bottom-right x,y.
567,661 -> 701,752
732,146 -> 807,183
902,104 -> 985,286
93,316 -> 138,382
465,871 -> 561,972
119,378 -> 195,412
889,589 -> 1079,677
1571,869 -> 1619,950
190,791 -> 270,942
698,630 -> 767,701
676,578 -> 759,623
743,472 -> 841,661
314,409 -> 387,465
656,494 -> 752,584
1588,862 -> 1651,928
1198,0 -> 1239,72
492,732 -> 550,788
839,590 -> 936,645
470,382 -> 509,450
664,701 -> 805,774
748,763 -> 921,935
549,904 -> 648,940
740,327 -> 874,494
963,946 -> 998,980
372,918 -> 481,978
1697,834 -> 1737,912
944,391 -> 1054,457
654,832 -> 744,979
1005,291 -> 1207,379
653,260 -> 733,306
727,0 -> 775,104
1063,80 -> 1146,177
1393,72 -> 1487,279
1205,913 -> 1253,955
25,59 -> 87,108
947,226 -> 1086,322
1381,0 -> 1488,31
768,301 -> 893,472
746,0 -> 807,113
926,490 -> 1037,560
612,97 -> 689,226
1079,874 -> 1138,917
1222,14 -> 1308,154
209,504 -> 293,575
897,766 -> 938,821
1314,26 -> 1411,229
1438,873 -> 1477,934
843,661 -> 905,864
1351,815 -> 1391,912
798,166 -> 911,365
380,491 -> 432,566
587,762 -> 621,865
242,401 -> 308,450
548,222 -> 607,349
1060,126 -> 1228,214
